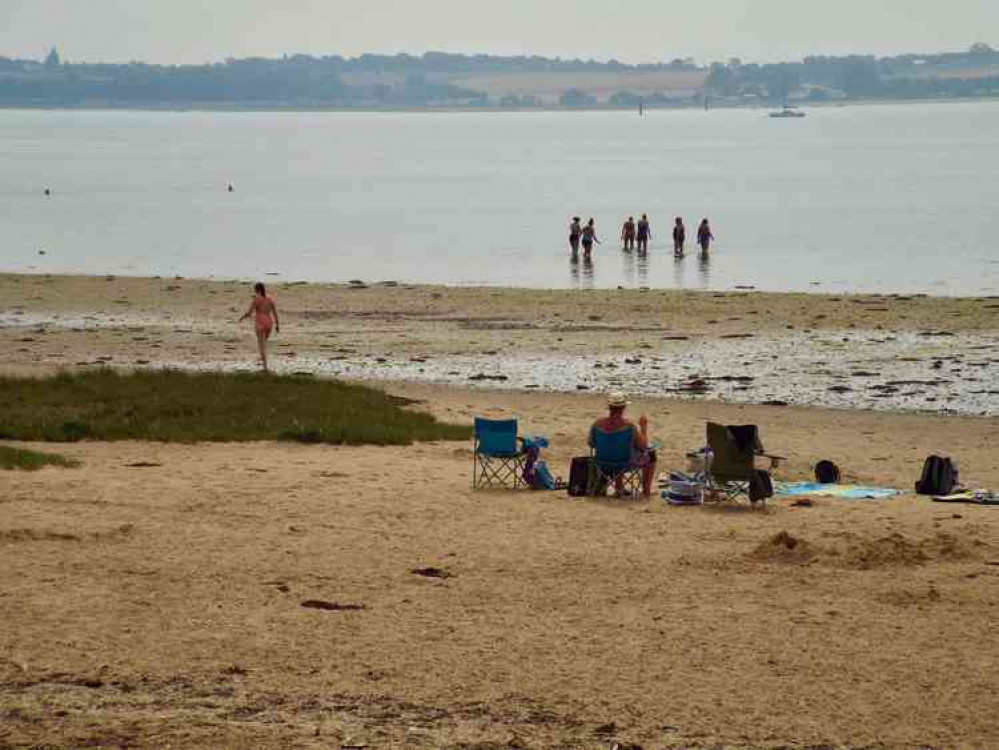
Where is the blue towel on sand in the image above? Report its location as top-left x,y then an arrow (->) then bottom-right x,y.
775,482 -> 901,500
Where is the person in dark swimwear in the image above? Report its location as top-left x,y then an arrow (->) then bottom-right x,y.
621,216 -> 636,250
581,218 -> 600,260
569,216 -> 582,255
636,214 -> 651,253
673,216 -> 686,257
697,218 -> 714,257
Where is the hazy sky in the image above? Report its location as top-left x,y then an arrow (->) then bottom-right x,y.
2,0 -> 997,65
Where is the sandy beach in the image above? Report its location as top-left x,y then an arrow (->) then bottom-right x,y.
2,273 -> 999,748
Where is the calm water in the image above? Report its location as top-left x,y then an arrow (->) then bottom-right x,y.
1,103 -> 998,294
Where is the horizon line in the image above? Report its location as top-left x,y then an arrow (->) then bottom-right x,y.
8,42 -> 995,69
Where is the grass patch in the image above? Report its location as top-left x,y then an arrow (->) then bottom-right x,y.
0,370 -> 469,446
0,445 -> 79,471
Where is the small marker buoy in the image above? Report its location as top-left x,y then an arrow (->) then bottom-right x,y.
44,188 -> 51,196
227,184 -> 234,192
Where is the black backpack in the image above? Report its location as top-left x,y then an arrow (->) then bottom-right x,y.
915,455 -> 958,496
567,456 -> 592,497
815,460 -> 841,484
749,469 -> 774,503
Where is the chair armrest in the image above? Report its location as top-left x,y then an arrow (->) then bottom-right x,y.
758,452 -> 785,469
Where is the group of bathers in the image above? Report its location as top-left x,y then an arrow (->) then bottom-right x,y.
569,215 -> 715,258
620,214 -> 653,251
568,216 -> 599,258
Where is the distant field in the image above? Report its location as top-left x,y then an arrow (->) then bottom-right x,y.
449,70 -> 706,102
922,67 -> 999,79
339,70 -> 706,103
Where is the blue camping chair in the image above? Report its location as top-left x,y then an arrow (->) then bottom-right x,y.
588,427 -> 643,498
473,418 -> 527,490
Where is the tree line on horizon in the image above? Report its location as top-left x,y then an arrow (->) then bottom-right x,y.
0,44 -> 996,108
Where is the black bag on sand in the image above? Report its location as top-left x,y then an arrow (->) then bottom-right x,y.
915,455 -> 958,496
568,456 -> 592,497
815,460 -> 841,484
749,470 -> 774,502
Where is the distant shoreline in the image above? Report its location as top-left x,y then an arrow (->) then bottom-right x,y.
1,96 -> 997,115
3,270 -> 998,301
1,268 -> 995,300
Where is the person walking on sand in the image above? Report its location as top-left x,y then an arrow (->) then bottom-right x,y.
568,216 -> 582,256
672,216 -> 686,257
581,218 -> 600,260
697,218 -> 714,257
239,282 -> 280,371
636,214 -> 651,253
621,216 -> 636,251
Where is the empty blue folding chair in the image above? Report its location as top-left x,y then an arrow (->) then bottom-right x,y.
473,418 -> 526,490
588,427 -> 643,498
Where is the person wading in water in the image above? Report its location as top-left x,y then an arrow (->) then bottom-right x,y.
621,216 -> 636,250
697,218 -> 714,257
673,217 -> 686,257
636,214 -> 651,253
568,216 -> 582,256
581,218 -> 600,260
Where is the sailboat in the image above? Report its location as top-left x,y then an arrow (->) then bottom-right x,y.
769,104 -> 806,118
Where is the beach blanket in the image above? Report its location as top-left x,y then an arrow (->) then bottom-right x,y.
932,490 -> 999,506
775,482 -> 901,500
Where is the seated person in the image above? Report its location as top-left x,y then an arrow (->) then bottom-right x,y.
589,392 -> 657,497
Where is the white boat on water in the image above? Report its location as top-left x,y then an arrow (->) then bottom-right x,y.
770,106 -> 806,118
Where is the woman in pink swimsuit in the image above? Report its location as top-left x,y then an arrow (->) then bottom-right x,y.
239,282 -> 280,371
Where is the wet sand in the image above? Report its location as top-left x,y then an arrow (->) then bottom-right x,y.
2,273 -> 998,414
2,273 -> 999,748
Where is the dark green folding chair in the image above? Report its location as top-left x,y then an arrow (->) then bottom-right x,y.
705,422 -> 783,506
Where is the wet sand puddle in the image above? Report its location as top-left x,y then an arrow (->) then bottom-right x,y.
0,310 -> 203,331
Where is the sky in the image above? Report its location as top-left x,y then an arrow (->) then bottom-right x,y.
1,0 -> 997,65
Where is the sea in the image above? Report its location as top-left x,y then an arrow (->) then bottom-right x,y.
1,101 -> 998,295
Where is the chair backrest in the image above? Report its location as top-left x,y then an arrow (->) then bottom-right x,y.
707,422 -> 759,481
474,418 -> 519,456
591,426 -> 635,467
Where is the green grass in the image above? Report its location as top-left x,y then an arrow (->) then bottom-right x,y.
0,370 -> 469,446
0,445 -> 79,471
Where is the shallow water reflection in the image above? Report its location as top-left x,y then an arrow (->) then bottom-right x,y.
569,253 -> 594,289
672,253 -> 686,289
698,252 -> 712,289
